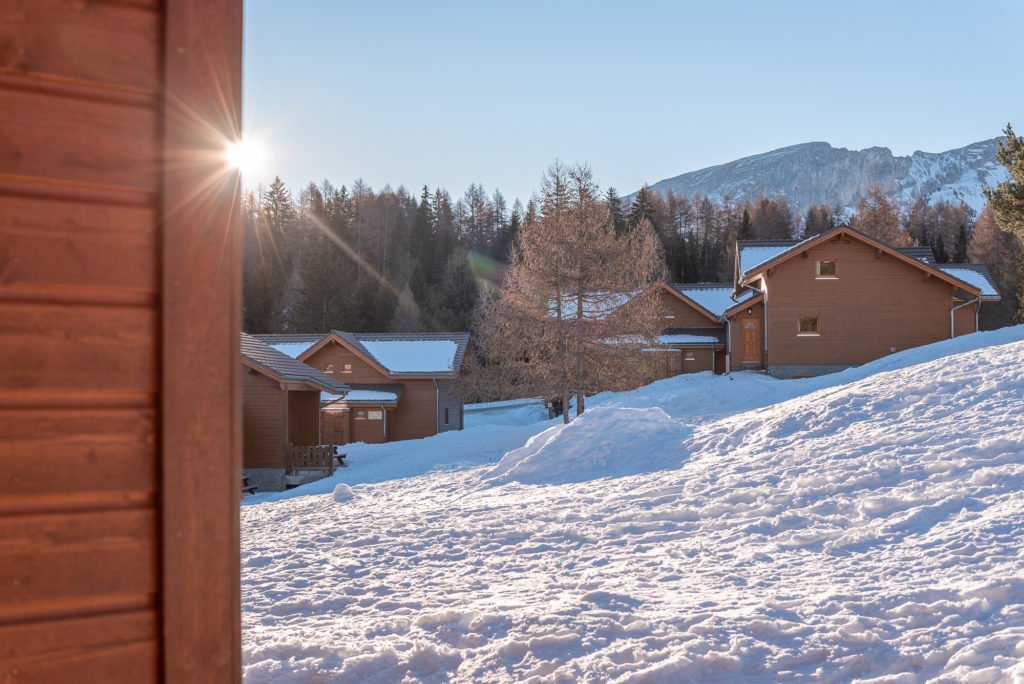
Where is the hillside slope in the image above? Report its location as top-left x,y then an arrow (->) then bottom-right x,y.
635,138 -> 1008,215
243,327 -> 1024,682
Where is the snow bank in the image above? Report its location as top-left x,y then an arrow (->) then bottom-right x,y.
485,407 -> 691,485
243,326 -> 1024,682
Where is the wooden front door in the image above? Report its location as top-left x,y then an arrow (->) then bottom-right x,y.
741,317 -> 761,363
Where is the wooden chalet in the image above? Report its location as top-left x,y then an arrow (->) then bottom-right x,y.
256,331 -> 471,444
240,334 -> 349,490
2,0 -> 243,680
649,226 -> 1000,379
733,226 -> 1000,377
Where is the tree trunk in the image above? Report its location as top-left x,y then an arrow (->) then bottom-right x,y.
576,287 -> 584,418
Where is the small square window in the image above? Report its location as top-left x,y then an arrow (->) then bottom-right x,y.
798,316 -> 819,335
816,259 -> 837,278
684,351 -> 695,360
342,364 -> 352,373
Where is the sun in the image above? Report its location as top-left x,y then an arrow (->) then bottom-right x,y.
225,137 -> 265,176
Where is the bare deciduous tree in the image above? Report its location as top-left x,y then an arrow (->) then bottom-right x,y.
476,162 -> 665,423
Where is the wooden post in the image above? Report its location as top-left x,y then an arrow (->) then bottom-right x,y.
162,0 -> 243,681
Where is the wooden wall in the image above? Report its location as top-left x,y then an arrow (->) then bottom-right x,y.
660,290 -> 719,327
305,342 -> 450,442
321,409 -> 350,446
763,237 -> 957,367
679,347 -> 715,373
287,391 -> 321,446
305,343 -> 390,384
390,380 -> 441,441
953,301 -> 979,338
350,407 -> 389,444
0,0 -> 242,680
242,368 -> 285,468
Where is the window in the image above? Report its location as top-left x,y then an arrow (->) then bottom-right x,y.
444,408 -> 449,425
798,316 -> 819,335
367,410 -> 383,420
355,410 -> 366,420
684,351 -> 695,361
342,363 -> 352,373
325,363 -> 334,374
816,259 -> 837,278
664,307 -> 675,319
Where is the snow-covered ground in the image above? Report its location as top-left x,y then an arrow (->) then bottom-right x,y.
243,327 -> 1024,682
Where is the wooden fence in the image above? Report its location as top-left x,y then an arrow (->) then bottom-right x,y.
285,444 -> 337,476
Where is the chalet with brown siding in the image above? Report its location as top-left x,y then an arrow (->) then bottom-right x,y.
241,334 -> 349,491
256,331 -> 471,445
732,226 -> 1000,378
650,283 -> 755,376
646,226 -> 1000,379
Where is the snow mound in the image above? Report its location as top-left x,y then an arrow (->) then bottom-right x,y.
243,326 -> 1024,682
485,407 -> 691,485
332,483 -> 354,502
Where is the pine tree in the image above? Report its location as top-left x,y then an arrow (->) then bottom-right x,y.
931,233 -> 949,263
970,206 -> 1023,327
606,187 -> 626,235
953,224 -> 970,263
242,178 -> 298,332
389,284 -> 423,332
982,124 -> 1024,322
628,186 -> 659,234
984,124 -> 1024,240
738,208 -> 755,240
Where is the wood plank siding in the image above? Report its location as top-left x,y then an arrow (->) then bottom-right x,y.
1,0 -> 242,681
763,236 -> 959,367
659,290 -> 717,326
954,301 -> 980,338
304,343 -> 450,442
242,367 -> 287,469
288,391 -> 321,446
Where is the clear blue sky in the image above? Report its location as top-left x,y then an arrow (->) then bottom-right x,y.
242,0 -> 1023,206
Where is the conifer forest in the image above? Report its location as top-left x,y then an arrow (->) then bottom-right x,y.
242,174 -> 1023,336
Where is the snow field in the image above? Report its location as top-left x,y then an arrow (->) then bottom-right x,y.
243,327 -> 1024,682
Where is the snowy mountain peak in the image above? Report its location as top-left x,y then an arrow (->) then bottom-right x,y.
637,138 -> 1008,215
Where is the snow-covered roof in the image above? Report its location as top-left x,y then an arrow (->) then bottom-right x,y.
940,265 -> 1000,299
329,331 -> 470,377
334,390 -> 398,403
737,242 -> 799,275
670,283 -> 756,318
361,340 -> 457,373
252,334 -> 323,359
241,333 -> 349,394
658,334 -> 720,345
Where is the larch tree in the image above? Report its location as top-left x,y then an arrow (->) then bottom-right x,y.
849,181 -> 914,247
476,162 -> 665,424
983,124 -> 1024,322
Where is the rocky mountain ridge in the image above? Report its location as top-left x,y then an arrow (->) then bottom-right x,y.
634,138 -> 1008,216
